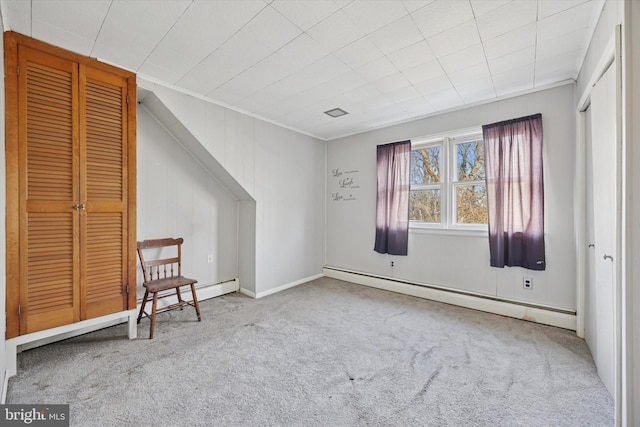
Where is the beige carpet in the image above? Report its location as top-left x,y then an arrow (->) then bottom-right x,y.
7,277 -> 614,426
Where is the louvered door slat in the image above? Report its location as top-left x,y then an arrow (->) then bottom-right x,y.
84,213 -> 125,315
24,212 -> 77,332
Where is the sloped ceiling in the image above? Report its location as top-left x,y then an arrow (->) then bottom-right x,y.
2,0 -> 603,140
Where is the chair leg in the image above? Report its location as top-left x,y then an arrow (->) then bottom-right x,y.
190,283 -> 202,321
137,289 -> 149,324
176,287 -> 183,310
150,292 -> 159,339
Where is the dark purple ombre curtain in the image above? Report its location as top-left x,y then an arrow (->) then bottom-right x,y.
482,114 -> 545,270
374,140 -> 410,255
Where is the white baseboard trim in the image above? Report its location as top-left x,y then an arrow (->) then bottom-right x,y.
240,273 -> 325,299
149,278 -> 240,310
324,267 -> 576,331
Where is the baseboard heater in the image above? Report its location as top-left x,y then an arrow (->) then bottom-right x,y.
323,266 -> 576,331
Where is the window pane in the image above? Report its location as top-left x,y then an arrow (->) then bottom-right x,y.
411,146 -> 441,185
455,185 -> 488,224
410,189 -> 440,223
456,140 -> 485,181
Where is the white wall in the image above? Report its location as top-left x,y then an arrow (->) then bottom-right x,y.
326,84 -> 576,311
137,106 -> 239,295
577,0 -> 623,100
139,80 -> 326,296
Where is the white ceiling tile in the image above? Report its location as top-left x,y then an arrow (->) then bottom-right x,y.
388,86 -> 422,103
137,59 -> 186,86
387,40 -> 436,71
492,63 -> 535,96
402,0 -> 436,13
538,0 -> 591,19
279,34 -> 332,69
456,78 -> 496,104
333,37 -> 384,69
92,0 -> 192,69
140,47 -> 199,84
414,75 -> 453,96
270,0 -> 339,30
373,73 -> 412,94
355,94 -> 397,112
32,0 -> 110,40
206,85 -> 246,106
397,96 -> 435,115
178,29 -> 274,93
368,15 -> 424,55
213,52 -> 298,99
137,1 -> 265,83
469,0 -> 511,17
448,62 -> 491,86
355,57 -> 398,83
537,1 -> 595,40
439,44 -> 486,74
246,5 -> 302,51
401,60 -> 446,85
412,0 -> 474,39
535,50 -> 583,85
476,0 -> 537,41
32,19 -> 96,56
488,46 -> 535,75
482,22 -> 536,60
149,1 -> 264,59
342,84 -> 383,105
91,41 -> 145,72
427,20 -> 480,57
341,0 -> 408,34
303,55 -> 352,84
425,88 -> 464,110
326,71 -> 369,95
307,10 -> 365,52
536,28 -> 588,61
300,82 -> 344,103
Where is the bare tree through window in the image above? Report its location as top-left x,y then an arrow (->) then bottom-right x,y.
409,136 -> 488,226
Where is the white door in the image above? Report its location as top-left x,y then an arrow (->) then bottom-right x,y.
587,61 -> 617,398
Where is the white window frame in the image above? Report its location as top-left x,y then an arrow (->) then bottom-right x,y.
410,128 -> 488,233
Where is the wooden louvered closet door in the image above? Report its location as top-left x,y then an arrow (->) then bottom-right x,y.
5,32 -> 137,338
80,66 -> 129,319
18,46 -> 80,333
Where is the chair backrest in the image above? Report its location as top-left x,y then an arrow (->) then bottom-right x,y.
137,238 -> 185,282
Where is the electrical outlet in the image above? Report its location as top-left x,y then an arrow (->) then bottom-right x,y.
523,277 -> 533,290
207,254 -> 213,264
390,260 -> 395,268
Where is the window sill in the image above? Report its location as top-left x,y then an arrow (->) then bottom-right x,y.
409,224 -> 488,237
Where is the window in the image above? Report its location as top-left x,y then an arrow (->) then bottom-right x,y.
409,131 -> 488,229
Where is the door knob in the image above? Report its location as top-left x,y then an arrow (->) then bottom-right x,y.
603,254 -> 613,261
588,243 -> 595,248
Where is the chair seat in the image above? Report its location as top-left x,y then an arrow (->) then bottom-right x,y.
143,276 -> 197,293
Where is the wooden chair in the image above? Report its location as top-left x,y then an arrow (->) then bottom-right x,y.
136,238 -> 202,339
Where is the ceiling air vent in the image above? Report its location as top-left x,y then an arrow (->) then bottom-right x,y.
324,107 -> 349,118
